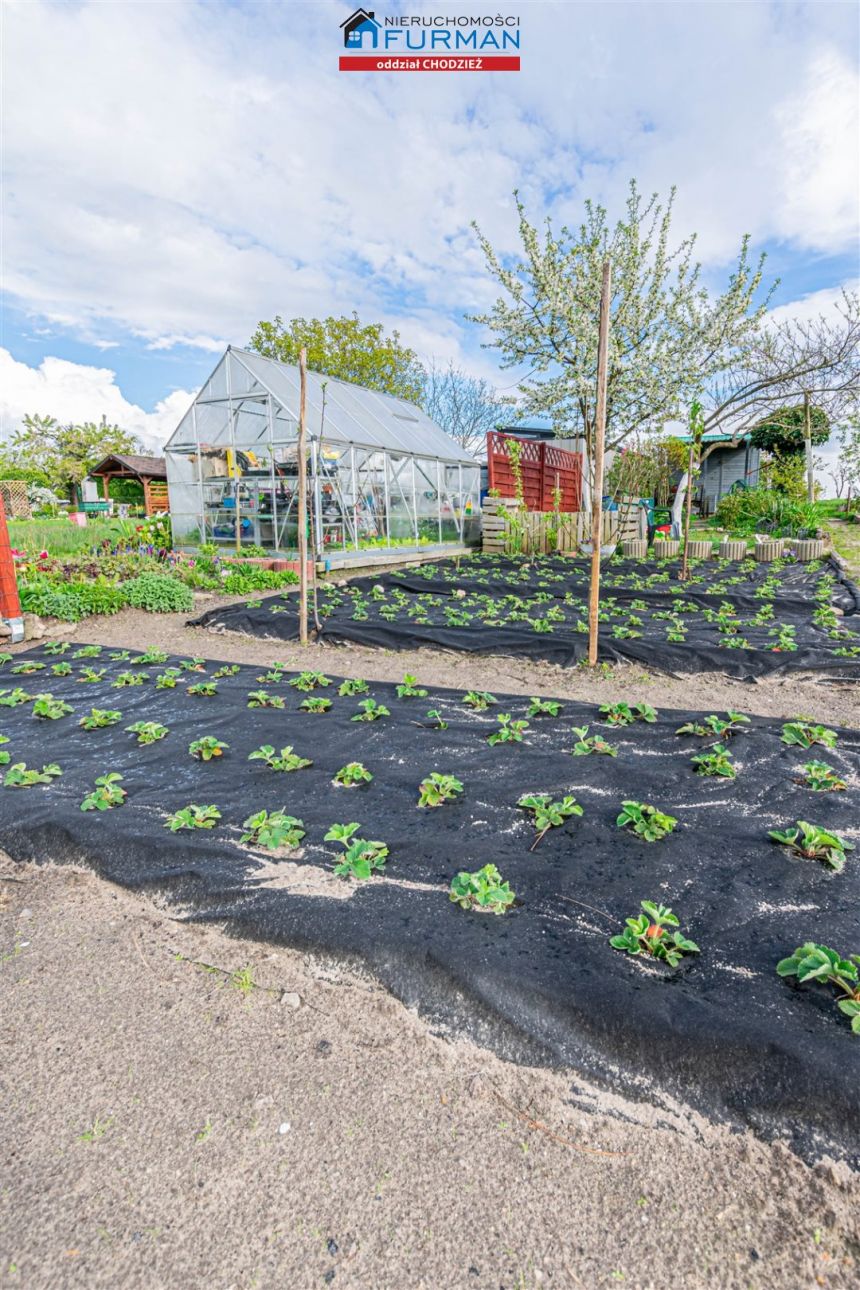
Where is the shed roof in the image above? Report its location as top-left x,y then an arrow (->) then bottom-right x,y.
168,347 -> 476,464
89,453 -> 166,479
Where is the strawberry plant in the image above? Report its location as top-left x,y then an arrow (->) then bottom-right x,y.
126,721 -> 169,745
517,793 -> 583,848
112,671 -> 148,688
155,668 -> 181,689
781,721 -> 838,750
396,673 -> 428,699
338,677 -> 369,696
462,690 -> 496,711
189,736 -> 228,761
81,773 -> 127,812
79,708 -> 121,730
179,657 -> 206,672
0,688 -> 32,707
109,650 -> 131,662
449,864 -> 515,915
247,690 -> 285,709
240,809 -> 306,850
690,743 -> 736,778
132,648 -> 169,665
0,735 -> 10,766
187,680 -> 218,697
248,744 -> 312,772
776,943 -> 860,1034
424,708 -> 448,730
12,660 -> 45,675
4,762 -> 62,787
78,666 -> 106,683
32,694 -> 73,720
50,661 -> 73,676
333,762 -> 373,787
351,698 -> 390,722
799,761 -> 846,792
257,668 -> 285,684
677,711 -> 750,739
599,701 -> 656,726
418,772 -> 464,808
527,697 -> 562,718
768,821 -> 853,872
300,696 -> 332,713
289,670 -> 331,692
165,804 -> 221,831
74,646 -> 102,659
570,725 -> 617,757
487,714 -> 529,746
617,800 -> 678,842
43,641 -> 69,655
212,663 -> 240,679
610,901 -> 699,967
324,822 -> 389,880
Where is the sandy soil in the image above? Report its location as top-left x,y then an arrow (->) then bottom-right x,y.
1,862 -> 858,1290
2,598 -> 859,1289
14,592 -> 860,729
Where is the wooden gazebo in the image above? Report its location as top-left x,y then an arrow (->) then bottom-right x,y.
89,454 -> 168,516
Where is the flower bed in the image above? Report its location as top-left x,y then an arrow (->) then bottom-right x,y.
0,644 -> 857,1163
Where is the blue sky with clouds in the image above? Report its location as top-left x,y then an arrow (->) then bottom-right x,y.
1,0 -> 858,447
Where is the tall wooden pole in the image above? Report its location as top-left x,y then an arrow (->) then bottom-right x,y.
297,347 -> 309,646
804,389 -> 814,504
588,258 -> 611,666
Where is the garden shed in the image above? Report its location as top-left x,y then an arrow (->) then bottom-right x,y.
165,347 -> 481,561
89,453 -> 168,516
677,430 -> 761,516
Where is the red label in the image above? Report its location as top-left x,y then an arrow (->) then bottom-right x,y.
339,55 -> 520,72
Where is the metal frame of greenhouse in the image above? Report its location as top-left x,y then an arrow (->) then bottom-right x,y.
165,347 -> 481,563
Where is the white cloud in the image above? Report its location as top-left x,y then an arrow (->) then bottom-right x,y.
0,350 -> 192,449
2,0 -> 857,363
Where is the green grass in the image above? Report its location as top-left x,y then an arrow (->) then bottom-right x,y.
8,518 -> 120,555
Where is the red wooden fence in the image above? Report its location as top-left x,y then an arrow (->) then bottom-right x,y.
486,433 -> 583,512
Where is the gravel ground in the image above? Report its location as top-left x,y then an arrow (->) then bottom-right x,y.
1,863 -> 858,1290
2,596 -> 858,1289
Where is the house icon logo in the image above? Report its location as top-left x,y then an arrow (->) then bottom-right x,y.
340,8 -> 380,49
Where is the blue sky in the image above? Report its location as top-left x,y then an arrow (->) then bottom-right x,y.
1,0 -> 858,447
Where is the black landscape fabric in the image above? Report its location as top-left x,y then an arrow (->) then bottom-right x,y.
190,551 -> 860,680
1,644 -> 858,1164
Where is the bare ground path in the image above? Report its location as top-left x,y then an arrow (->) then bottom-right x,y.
1,863 -> 858,1290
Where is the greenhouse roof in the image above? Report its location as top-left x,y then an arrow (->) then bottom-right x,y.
170,346 -> 476,465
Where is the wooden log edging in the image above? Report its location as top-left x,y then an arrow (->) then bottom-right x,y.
718,539 -> 748,561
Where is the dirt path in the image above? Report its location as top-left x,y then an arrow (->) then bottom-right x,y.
1,863 -> 857,1290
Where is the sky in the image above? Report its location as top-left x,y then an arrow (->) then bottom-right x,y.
1,0 -> 858,461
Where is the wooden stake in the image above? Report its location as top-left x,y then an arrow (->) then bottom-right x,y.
804,389 -> 814,504
298,346 -> 309,647
679,437 -> 696,582
588,258 -> 611,667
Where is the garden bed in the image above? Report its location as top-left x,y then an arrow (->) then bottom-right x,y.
0,644 -> 857,1164
190,552 -> 860,680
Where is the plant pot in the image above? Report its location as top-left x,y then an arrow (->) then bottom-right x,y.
621,539 -> 648,559
755,539 -> 784,562
718,540 -> 748,561
652,539 -> 680,558
791,538 -> 826,562
685,540 -> 712,561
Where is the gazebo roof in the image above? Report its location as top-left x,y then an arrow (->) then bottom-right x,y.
90,453 -> 167,479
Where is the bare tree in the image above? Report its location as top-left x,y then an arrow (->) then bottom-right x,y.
422,360 -> 503,455
701,290 -> 860,459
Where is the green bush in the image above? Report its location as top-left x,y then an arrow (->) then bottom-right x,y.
19,577 -> 129,621
715,488 -> 822,538
222,564 -> 299,593
122,573 -> 194,613
750,405 -> 829,455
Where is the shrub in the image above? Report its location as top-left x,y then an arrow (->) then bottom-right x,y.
122,573 -> 194,613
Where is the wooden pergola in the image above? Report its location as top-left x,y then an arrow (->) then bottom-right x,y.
89,454 -> 168,516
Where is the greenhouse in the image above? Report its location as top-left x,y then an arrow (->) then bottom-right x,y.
165,346 -> 481,561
